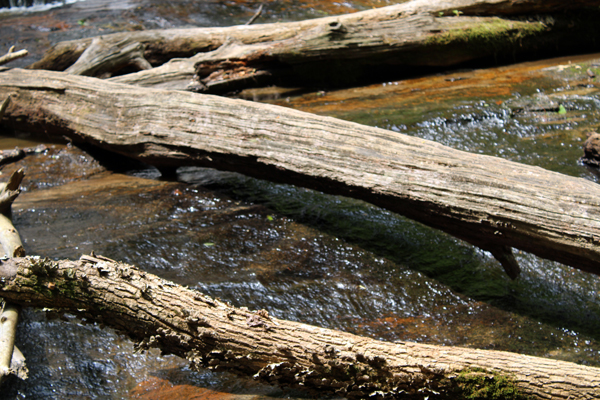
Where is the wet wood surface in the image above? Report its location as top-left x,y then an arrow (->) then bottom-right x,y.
2,68 -> 600,279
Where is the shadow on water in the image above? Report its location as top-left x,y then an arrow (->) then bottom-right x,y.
177,166 -> 600,348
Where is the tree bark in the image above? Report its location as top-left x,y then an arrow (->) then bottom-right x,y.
0,255 -> 598,400
27,0 -> 600,91
2,68 -> 600,279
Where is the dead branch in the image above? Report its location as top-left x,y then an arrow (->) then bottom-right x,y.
0,47 -> 28,67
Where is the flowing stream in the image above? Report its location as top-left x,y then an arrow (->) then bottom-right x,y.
1,1 -> 600,399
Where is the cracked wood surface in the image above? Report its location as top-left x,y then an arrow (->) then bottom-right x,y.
1,69 -> 600,278
0,256 -> 598,399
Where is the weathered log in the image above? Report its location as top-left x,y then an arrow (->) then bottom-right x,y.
28,0 -> 600,91
0,255 -> 598,399
2,68 -> 600,279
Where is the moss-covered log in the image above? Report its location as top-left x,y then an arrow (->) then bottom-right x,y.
0,256 -> 598,399
27,0 -> 600,92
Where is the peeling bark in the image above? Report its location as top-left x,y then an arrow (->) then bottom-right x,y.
3,68 -> 600,278
27,0 -> 600,91
0,256 -> 598,399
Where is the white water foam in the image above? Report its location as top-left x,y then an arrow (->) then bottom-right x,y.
0,0 -> 85,14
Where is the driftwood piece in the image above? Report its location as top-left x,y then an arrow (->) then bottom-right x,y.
0,303 -> 19,378
2,69 -> 600,279
0,303 -> 26,382
0,169 -> 25,259
30,0 -> 600,91
0,169 -> 27,385
0,255 -> 598,399
0,47 -> 28,67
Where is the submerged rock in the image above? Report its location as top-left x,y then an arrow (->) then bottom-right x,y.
580,132 -> 600,167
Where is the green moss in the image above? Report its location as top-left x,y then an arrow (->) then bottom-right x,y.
56,279 -> 81,298
18,275 -> 39,288
452,368 -> 530,400
426,18 -> 547,49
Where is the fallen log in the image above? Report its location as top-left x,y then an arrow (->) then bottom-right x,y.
2,68 -> 600,279
0,255 -> 598,399
27,0 -> 600,91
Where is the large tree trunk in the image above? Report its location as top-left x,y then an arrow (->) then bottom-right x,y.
2,68 -> 600,280
26,0 -> 600,92
0,255 -> 598,400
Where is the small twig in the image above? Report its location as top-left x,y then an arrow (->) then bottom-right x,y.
80,253 -> 117,264
245,3 -> 264,25
0,48 -> 28,67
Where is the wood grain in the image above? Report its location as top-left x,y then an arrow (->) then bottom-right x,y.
1,68 -> 600,277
